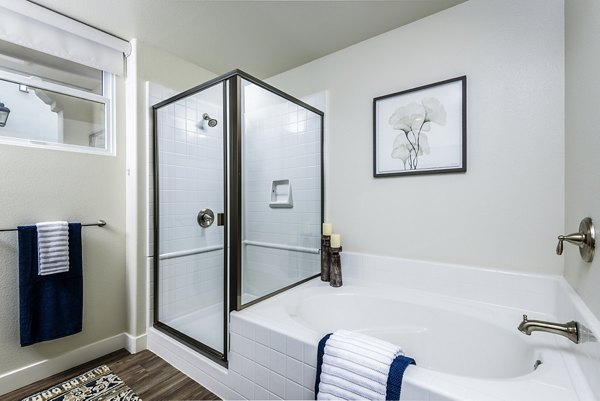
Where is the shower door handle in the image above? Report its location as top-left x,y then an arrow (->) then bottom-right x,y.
217,213 -> 225,226
197,208 -> 215,228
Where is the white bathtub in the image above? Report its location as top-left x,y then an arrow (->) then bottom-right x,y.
229,253 -> 600,401
294,286 -> 540,379
149,253 -> 600,401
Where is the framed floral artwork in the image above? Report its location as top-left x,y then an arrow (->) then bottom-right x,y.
373,76 -> 466,177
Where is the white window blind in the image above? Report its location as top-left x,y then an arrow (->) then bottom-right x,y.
0,0 -> 130,75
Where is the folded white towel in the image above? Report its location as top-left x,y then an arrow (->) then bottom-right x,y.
335,330 -> 401,354
317,330 -> 404,401
36,221 -> 69,275
326,338 -> 396,371
318,381 -> 380,401
322,354 -> 387,388
321,363 -> 385,397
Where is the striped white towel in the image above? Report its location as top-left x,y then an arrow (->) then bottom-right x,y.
36,221 -> 70,275
317,330 -> 404,400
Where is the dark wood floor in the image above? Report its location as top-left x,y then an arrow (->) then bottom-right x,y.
2,349 -> 220,401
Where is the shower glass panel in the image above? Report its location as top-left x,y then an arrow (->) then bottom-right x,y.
153,70 -> 323,362
153,81 -> 227,360
240,78 -> 323,306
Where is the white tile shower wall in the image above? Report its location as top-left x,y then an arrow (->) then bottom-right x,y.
244,246 -> 320,298
148,83 -> 177,259
149,82 -> 225,323
156,96 -> 224,254
147,83 -> 176,328
158,252 -> 224,320
242,89 -> 324,298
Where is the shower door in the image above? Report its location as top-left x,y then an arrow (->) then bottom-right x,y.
153,80 -> 228,362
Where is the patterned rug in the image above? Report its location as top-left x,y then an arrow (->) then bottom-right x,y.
21,365 -> 141,401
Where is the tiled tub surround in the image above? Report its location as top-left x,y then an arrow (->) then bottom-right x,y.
148,252 -> 600,401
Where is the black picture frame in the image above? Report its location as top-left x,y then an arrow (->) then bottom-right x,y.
373,76 -> 467,177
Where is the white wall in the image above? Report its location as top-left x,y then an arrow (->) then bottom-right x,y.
0,77 -> 126,393
268,0 -> 565,275
564,0 -> 600,319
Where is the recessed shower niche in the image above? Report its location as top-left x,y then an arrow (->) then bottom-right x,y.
152,70 -> 324,364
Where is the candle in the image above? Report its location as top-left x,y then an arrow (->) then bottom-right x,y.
323,223 -> 333,236
330,234 -> 341,248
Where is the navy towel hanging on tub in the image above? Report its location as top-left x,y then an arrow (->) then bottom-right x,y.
18,223 -> 83,346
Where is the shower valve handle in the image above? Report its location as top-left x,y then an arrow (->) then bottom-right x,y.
556,233 -> 585,255
197,208 -> 215,228
556,217 -> 595,262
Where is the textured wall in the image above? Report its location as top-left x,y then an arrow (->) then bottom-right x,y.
268,0 -> 565,275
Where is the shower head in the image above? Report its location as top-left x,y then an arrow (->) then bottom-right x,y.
202,113 -> 218,128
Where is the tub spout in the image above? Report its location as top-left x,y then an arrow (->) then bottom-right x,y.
518,314 -> 579,344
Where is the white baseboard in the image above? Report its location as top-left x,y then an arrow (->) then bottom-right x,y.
0,332 -> 147,396
126,332 -> 147,353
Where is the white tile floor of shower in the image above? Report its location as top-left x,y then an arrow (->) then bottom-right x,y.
165,302 -> 224,352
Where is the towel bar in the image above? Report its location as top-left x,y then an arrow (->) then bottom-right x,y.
0,220 -> 107,232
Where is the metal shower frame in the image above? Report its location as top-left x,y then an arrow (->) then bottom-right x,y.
152,69 -> 325,366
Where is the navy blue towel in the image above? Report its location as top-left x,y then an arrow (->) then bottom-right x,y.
315,332 -> 416,400
18,223 -> 83,347
386,354 -> 416,400
314,333 -> 332,397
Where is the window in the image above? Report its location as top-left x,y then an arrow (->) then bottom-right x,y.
0,41 -> 115,155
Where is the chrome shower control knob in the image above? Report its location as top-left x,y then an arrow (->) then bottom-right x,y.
556,217 -> 595,262
197,208 -> 215,228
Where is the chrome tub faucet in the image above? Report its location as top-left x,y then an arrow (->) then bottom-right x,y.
518,315 -> 579,344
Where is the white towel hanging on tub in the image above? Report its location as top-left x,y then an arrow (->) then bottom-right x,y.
36,221 -> 70,275
316,330 -> 416,400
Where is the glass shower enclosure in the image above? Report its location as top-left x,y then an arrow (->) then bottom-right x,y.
152,70 -> 323,364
